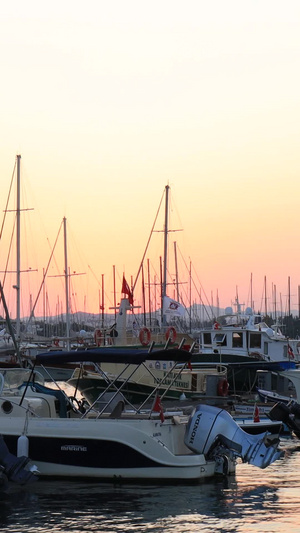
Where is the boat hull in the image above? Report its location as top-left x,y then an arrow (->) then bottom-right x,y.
1,416 -> 225,481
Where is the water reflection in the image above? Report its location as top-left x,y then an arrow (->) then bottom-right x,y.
0,438 -> 300,533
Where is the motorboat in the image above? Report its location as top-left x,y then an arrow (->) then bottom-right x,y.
67,355 -> 230,405
0,347 -> 284,482
256,388 -> 294,405
195,303 -> 299,364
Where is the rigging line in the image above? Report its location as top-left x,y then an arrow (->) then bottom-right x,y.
0,159 -> 17,242
87,264 -> 101,286
26,220 -> 64,328
132,188 -> 165,293
87,265 -> 115,308
176,244 -> 213,320
1,219 -> 16,290
190,263 -> 215,320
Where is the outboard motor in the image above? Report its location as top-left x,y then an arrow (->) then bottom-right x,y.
269,400 -> 300,439
0,436 -> 37,485
184,404 -> 283,469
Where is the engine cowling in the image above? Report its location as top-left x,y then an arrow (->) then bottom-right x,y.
184,404 -> 283,469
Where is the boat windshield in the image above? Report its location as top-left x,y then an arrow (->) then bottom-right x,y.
0,368 -> 45,390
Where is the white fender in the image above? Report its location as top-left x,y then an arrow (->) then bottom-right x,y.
17,435 -> 29,458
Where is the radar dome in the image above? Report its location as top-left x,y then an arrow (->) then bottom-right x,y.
245,307 -> 253,315
224,307 -> 233,315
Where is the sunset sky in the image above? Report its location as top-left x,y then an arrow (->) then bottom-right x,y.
1,1 -> 300,321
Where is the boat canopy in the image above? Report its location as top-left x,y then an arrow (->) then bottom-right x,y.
34,347 -> 193,366
224,360 -> 297,371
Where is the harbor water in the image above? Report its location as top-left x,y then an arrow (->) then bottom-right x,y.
1,437 -> 300,533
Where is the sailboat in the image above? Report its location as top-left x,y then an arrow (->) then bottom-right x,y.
93,185 -> 194,349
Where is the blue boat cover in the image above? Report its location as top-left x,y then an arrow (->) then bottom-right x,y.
35,347 -> 192,366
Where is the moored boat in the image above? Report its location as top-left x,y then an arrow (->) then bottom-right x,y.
0,348 -> 283,482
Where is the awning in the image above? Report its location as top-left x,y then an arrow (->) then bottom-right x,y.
35,347 -> 193,366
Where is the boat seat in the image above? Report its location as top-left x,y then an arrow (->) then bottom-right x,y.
109,400 -> 125,418
20,382 -> 68,418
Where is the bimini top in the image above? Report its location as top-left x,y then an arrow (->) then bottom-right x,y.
34,347 -> 193,366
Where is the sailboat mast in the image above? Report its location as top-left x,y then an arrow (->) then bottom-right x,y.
16,154 -> 21,338
63,217 -> 70,349
174,241 -> 179,301
162,185 -> 169,323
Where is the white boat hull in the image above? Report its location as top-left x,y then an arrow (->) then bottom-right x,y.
1,416 -> 224,481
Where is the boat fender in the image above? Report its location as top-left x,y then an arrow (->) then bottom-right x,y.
17,435 -> 29,458
217,378 -> 229,397
139,327 -> 151,346
165,326 -> 177,343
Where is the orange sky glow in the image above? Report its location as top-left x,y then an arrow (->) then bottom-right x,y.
1,1 -> 300,322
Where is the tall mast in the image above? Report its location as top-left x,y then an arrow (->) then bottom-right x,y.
174,241 -> 179,301
162,185 -> 169,324
264,275 -> 267,316
147,258 -> 152,327
15,154 -> 21,338
113,265 -> 116,321
63,217 -> 70,349
101,274 -> 105,329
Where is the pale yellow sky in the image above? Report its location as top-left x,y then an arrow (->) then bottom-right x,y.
1,1 -> 300,318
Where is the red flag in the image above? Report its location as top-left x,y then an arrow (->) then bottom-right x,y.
121,275 -> 133,305
152,394 -> 165,423
253,403 -> 260,423
288,343 -> 295,359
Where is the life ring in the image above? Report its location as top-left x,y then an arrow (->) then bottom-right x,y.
139,327 -> 151,346
77,337 -> 84,345
165,326 -> 177,343
217,378 -> 229,397
94,329 -> 102,347
53,338 -> 59,347
213,321 -> 221,330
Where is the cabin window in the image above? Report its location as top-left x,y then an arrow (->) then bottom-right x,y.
264,342 -> 268,355
249,333 -> 261,349
232,332 -> 243,348
203,333 -> 212,344
283,345 -> 288,358
213,333 -> 227,346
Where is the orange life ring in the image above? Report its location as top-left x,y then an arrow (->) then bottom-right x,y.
165,326 -> 177,343
139,327 -> 151,346
94,329 -> 102,347
217,378 -> 229,397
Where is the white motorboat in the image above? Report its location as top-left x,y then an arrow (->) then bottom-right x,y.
196,303 -> 299,364
0,348 -> 283,482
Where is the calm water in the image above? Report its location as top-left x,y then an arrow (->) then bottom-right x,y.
1,437 -> 300,533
